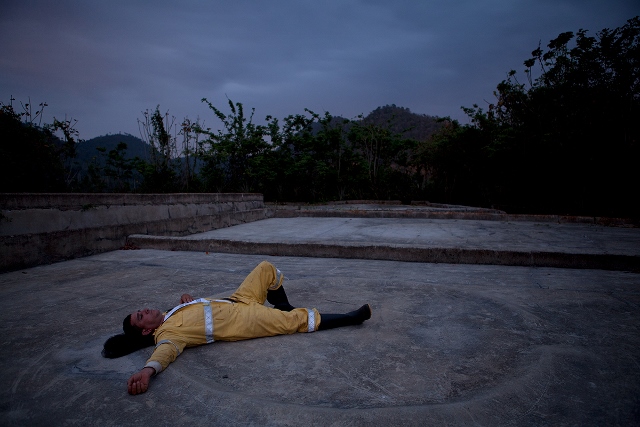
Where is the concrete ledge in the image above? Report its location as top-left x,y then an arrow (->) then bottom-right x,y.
267,201 -> 639,227
0,192 -> 258,210
0,193 -> 266,271
126,234 -> 640,272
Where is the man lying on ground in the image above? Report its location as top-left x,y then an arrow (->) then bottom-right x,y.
103,260 -> 372,395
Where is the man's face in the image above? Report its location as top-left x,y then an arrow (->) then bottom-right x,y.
130,308 -> 163,335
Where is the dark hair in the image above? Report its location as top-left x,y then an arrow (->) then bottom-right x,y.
123,314 -> 140,336
102,333 -> 155,358
101,314 -> 154,359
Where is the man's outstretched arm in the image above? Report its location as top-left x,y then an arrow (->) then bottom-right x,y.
127,367 -> 156,395
126,294 -> 194,395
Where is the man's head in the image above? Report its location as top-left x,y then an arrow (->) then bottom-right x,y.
103,308 -> 161,359
124,308 -> 163,336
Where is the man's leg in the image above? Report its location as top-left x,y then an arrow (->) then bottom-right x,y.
318,304 -> 372,330
215,302 -> 320,340
229,261 -> 284,305
266,284 -> 295,312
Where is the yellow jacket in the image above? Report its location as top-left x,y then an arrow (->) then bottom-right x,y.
144,299 -> 222,374
144,298 -> 318,374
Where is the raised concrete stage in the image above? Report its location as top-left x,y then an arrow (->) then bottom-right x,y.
0,250 -> 638,425
128,216 -> 640,271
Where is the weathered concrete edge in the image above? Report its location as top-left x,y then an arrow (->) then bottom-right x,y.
0,209 -> 268,272
271,199 -> 506,213
0,192 -> 262,210
269,207 -> 639,227
125,235 -> 640,272
0,193 -> 267,272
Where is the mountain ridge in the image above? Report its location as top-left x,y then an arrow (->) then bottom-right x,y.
78,104 -> 443,160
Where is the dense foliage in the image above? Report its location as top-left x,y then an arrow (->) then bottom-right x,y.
0,100 -> 77,192
1,17 -> 637,217
193,102 -> 431,202
413,16 -> 640,216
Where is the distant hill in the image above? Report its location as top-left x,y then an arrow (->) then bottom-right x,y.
361,105 -> 443,141
75,133 -> 151,164
310,105 -> 443,142
71,133 -> 197,185
75,105 -> 442,165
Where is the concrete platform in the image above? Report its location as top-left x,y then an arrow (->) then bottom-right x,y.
128,217 -> 640,271
1,249 -> 639,426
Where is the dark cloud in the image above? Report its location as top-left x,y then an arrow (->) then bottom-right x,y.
0,0 -> 636,138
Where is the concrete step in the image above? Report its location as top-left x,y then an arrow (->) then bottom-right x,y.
269,202 -> 638,226
127,217 -> 640,271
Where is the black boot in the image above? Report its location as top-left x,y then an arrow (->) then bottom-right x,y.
318,304 -> 372,330
267,285 -> 295,312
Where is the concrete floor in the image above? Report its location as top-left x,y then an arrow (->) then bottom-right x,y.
1,244 -> 639,425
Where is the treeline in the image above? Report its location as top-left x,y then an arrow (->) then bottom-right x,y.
1,17 -> 638,217
0,101 -> 442,202
417,16 -> 639,217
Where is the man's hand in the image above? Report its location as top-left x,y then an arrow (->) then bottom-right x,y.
127,367 -> 155,395
180,294 -> 194,303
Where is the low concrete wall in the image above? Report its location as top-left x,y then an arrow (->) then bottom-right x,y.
0,193 -> 267,272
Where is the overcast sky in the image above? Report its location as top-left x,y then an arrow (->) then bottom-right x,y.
1,0 -> 637,140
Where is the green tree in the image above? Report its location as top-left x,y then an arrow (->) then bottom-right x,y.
137,106 -> 178,192
178,117 -> 203,191
0,99 -> 76,192
197,98 -> 268,193
492,16 -> 640,215
260,112 -> 317,201
419,16 -> 639,216
102,142 -> 142,192
348,115 -> 417,201
315,114 -> 364,201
